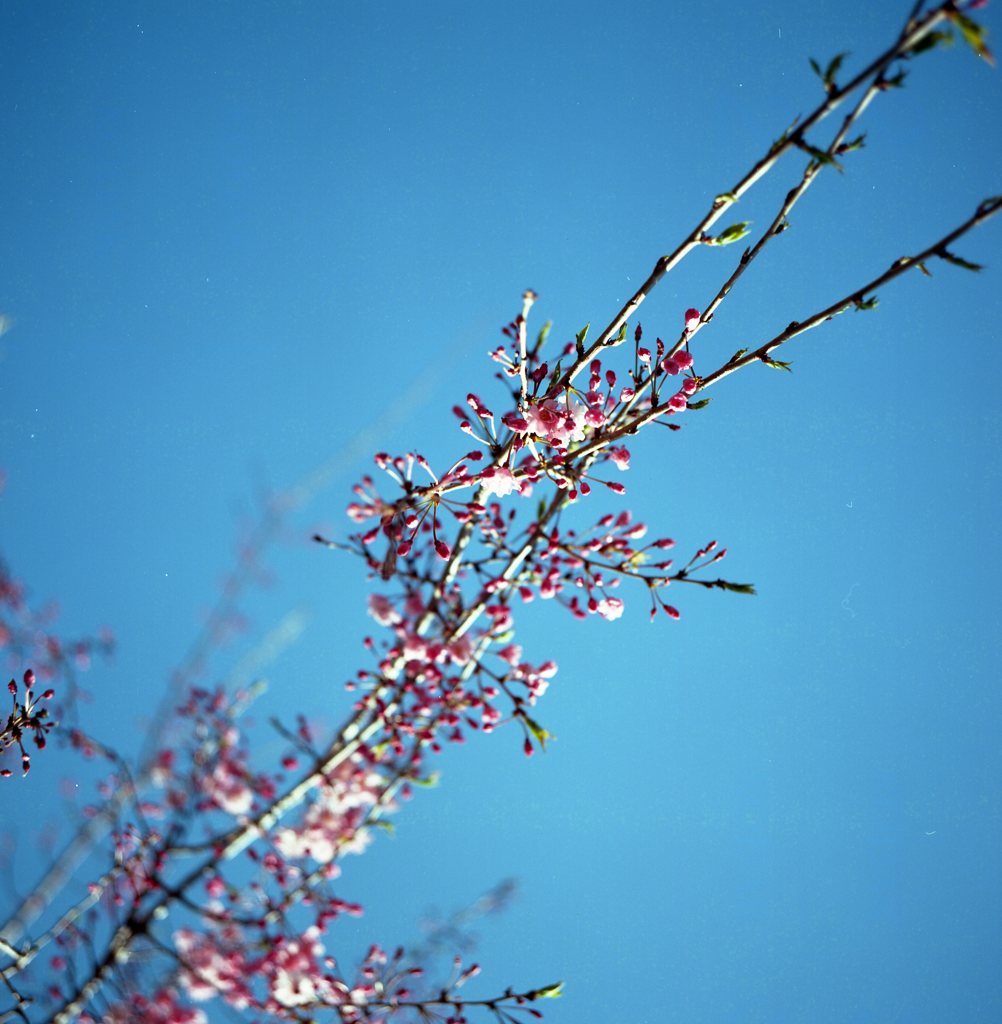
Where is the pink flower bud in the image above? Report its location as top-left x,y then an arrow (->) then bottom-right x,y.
684,308 -> 701,333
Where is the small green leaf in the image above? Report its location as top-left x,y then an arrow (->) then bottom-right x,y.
529,982 -> 565,1000
880,68 -> 908,89
372,819 -> 395,834
711,221 -> 752,246
939,248 -> 984,272
836,132 -> 866,156
535,320 -> 552,349
853,295 -> 879,311
810,52 -> 848,93
769,129 -> 792,156
523,714 -> 553,751
714,191 -> 738,206
412,772 -> 441,788
794,138 -> 843,171
760,354 -> 793,372
575,323 -> 590,358
686,398 -> 712,411
825,52 -> 848,84
906,28 -> 954,58
719,581 -> 757,595
605,322 -> 628,347
952,11 -> 995,65
728,348 -> 748,364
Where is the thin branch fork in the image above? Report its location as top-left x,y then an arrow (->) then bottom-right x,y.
563,0 -> 959,386
700,196 -> 1002,389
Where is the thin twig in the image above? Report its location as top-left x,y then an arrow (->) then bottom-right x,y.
563,1 -> 956,385
699,196 -> 1002,389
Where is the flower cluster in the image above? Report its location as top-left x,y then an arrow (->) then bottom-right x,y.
274,759 -> 390,863
0,551 -> 112,774
2,669 -> 54,777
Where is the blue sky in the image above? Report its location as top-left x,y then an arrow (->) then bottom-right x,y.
2,2 -> 1001,1022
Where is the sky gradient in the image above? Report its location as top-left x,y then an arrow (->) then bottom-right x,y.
2,2 -> 1001,1022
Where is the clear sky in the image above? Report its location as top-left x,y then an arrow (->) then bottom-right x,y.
2,2 -> 1001,1022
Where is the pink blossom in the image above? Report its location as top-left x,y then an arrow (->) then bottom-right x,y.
501,410 -> 529,432
447,634 -> 473,665
203,759 -> 253,816
524,398 -> 587,446
497,643 -> 523,665
274,764 -> 387,864
402,632 -> 429,662
367,593 -> 402,626
608,447 -> 631,471
174,930 -> 251,1008
525,399 -> 564,439
684,308 -> 701,333
482,703 -> 503,729
479,466 -> 518,497
268,928 -> 331,1008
